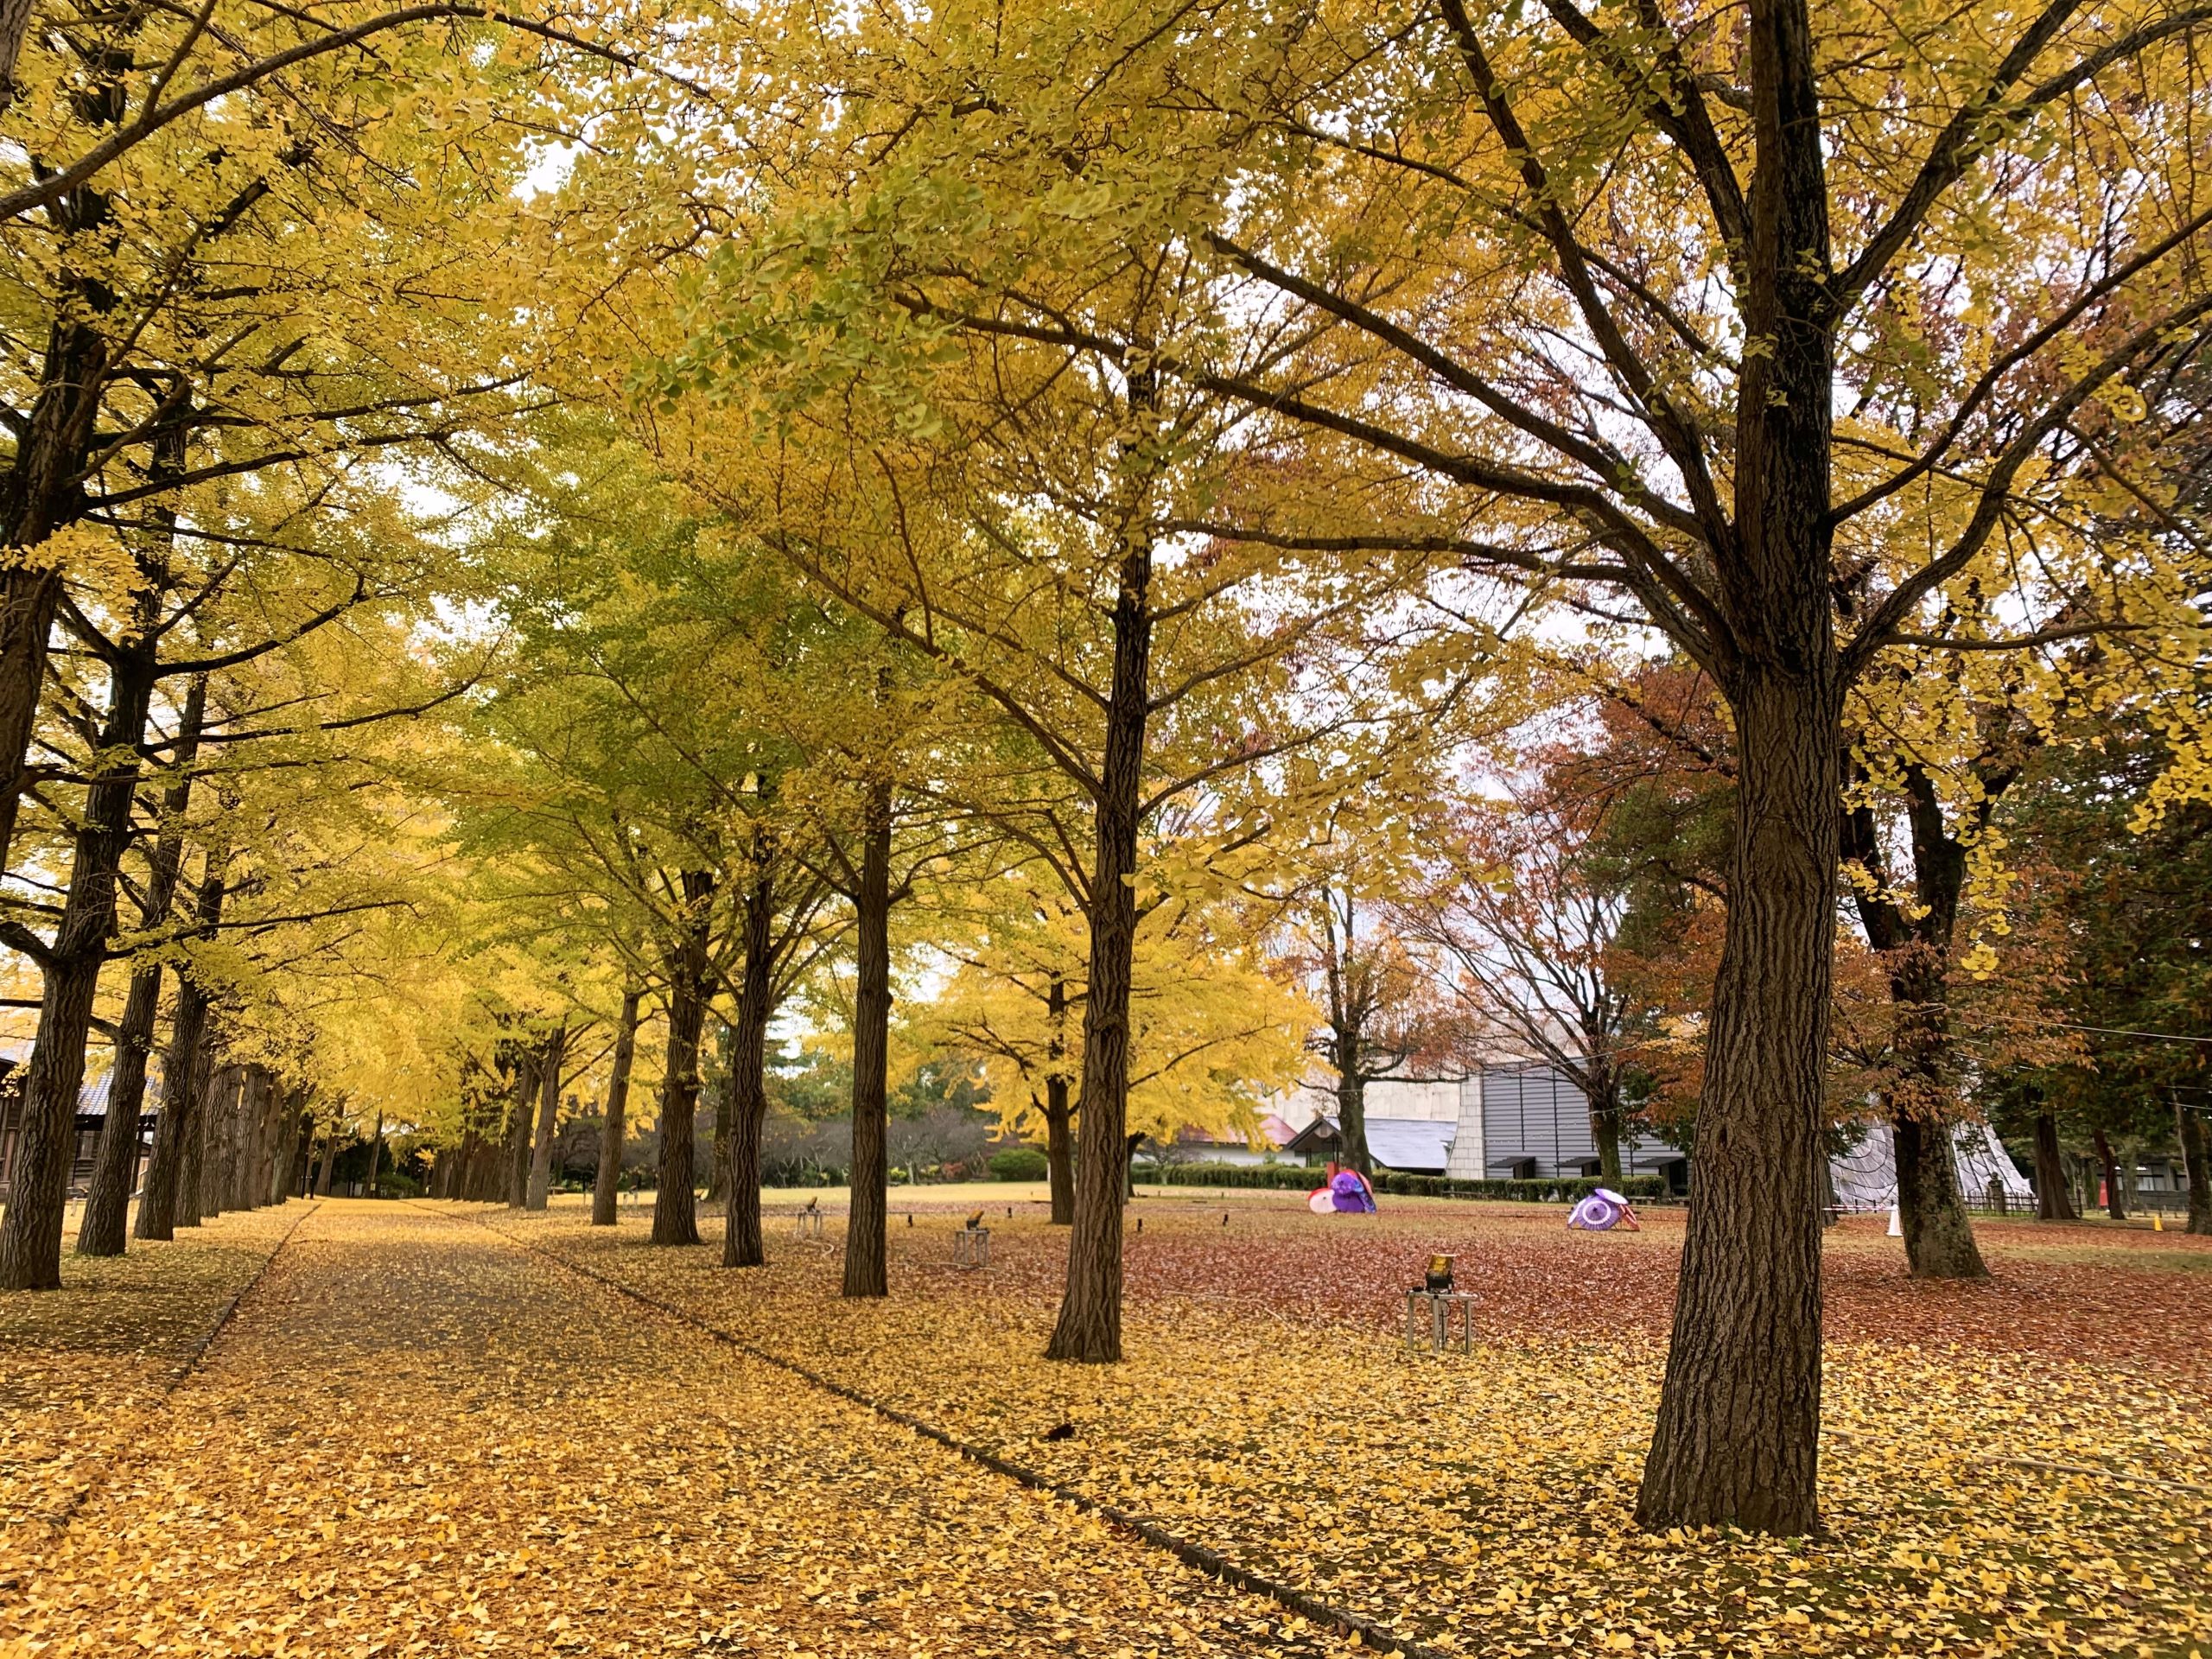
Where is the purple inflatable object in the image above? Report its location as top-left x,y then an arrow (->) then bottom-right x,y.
1329,1170 -> 1376,1213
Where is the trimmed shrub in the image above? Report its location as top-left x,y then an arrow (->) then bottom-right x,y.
1147,1162 -> 1329,1190
988,1147 -> 1049,1181
1147,1163 -> 1667,1203
1373,1172 -> 1668,1204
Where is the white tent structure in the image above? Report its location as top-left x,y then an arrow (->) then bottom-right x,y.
1828,1122 -> 2033,1213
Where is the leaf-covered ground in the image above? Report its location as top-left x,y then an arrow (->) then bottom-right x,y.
0,1201 -> 1387,1657
0,1201 -> 304,1594
0,1195 -> 2202,1657
495,1193 -> 2211,1658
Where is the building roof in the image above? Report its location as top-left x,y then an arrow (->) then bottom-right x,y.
1281,1115 -> 1457,1173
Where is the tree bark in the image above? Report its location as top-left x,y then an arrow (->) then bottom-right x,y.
1635,677 -> 1838,1534
1588,1065 -> 1624,1185
653,869 -> 715,1247
1891,1115 -> 1986,1276
525,1022 -> 567,1211
2179,1098 -> 2211,1236
178,1041 -> 213,1224
134,890 -> 221,1243
722,872 -> 773,1268
844,779 -> 894,1299
505,1048 -> 537,1209
2092,1126 -> 2126,1221
314,1131 -> 335,1196
0,633 -> 157,1288
1840,787 -> 1987,1280
1044,975 -> 1076,1224
2031,1099 -> 2077,1220
365,1108 -> 385,1198
1046,542 -> 1151,1363
80,678 -> 205,1253
1334,1055 -> 1371,1176
1044,1078 -> 1075,1226
592,988 -> 641,1225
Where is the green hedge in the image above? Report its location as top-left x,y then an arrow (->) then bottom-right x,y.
1374,1172 -> 1668,1204
1147,1162 -> 1667,1204
987,1147 -> 1050,1181
1147,1162 -> 1329,1189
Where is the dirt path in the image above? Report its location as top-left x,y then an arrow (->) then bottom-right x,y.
0,1199 -> 1348,1658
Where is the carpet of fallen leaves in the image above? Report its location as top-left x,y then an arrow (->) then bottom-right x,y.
0,1201 -> 303,1593
0,1201 -> 1393,1658
495,1193 -> 2212,1659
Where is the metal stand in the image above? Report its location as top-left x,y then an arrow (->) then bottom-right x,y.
1404,1289 -> 1477,1354
953,1227 -> 991,1269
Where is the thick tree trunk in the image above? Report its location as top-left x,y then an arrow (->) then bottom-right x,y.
2092,1127 -> 2126,1221
0,639 -> 156,1289
82,675 -> 208,1246
1589,1070 -> 1624,1185
505,1051 -> 537,1209
525,1023 -> 567,1211
1840,786 -> 1987,1280
1045,1078 -> 1075,1226
77,965 -> 162,1255
1635,672 -> 1838,1535
592,988 -> 641,1226
1046,544 -> 1151,1363
843,785 -> 894,1298
135,850 -> 226,1240
314,1132 -> 335,1196
198,1063 -> 238,1220
2179,1098 -> 2211,1236
178,1046 -> 213,1224
364,1109 -> 384,1198
722,873 -> 773,1268
708,1026 -> 734,1206
2031,1100 -> 2078,1221
1335,1058 -> 1371,1175
1043,976 -> 1076,1224
652,887 -> 712,1248
1891,1112 -> 1986,1277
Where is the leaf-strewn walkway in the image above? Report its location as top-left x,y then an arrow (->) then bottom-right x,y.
0,1200 -> 1332,1658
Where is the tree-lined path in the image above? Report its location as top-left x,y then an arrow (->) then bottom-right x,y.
0,1203 -> 1336,1658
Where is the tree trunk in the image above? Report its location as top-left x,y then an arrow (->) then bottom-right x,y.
593,987 -> 641,1226
1046,543 -> 1151,1363
653,871 -> 714,1247
314,1132 -> 336,1196
2031,1099 -> 2078,1221
2092,1126 -> 2126,1221
843,783 -> 894,1298
1891,1112 -> 1986,1277
0,637 -> 157,1289
133,846 -> 226,1240
706,1027 -> 734,1206
505,1050 -> 537,1209
179,1045 -> 214,1224
1635,670 -> 1838,1535
722,872 -> 773,1268
1840,785 -> 1986,1281
1045,1078 -> 1075,1226
77,965 -> 162,1255
525,1023 -> 567,1211
365,1109 -> 385,1198
2179,1098 -> 2211,1236
1588,1067 -> 1624,1185
1335,1055 -> 1371,1176
1123,1130 -> 1144,1198
80,670 -> 205,1250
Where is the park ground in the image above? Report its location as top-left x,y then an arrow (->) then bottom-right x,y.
0,1194 -> 2202,1658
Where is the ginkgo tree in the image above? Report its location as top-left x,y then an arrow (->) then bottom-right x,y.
613,0 -> 2212,1532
